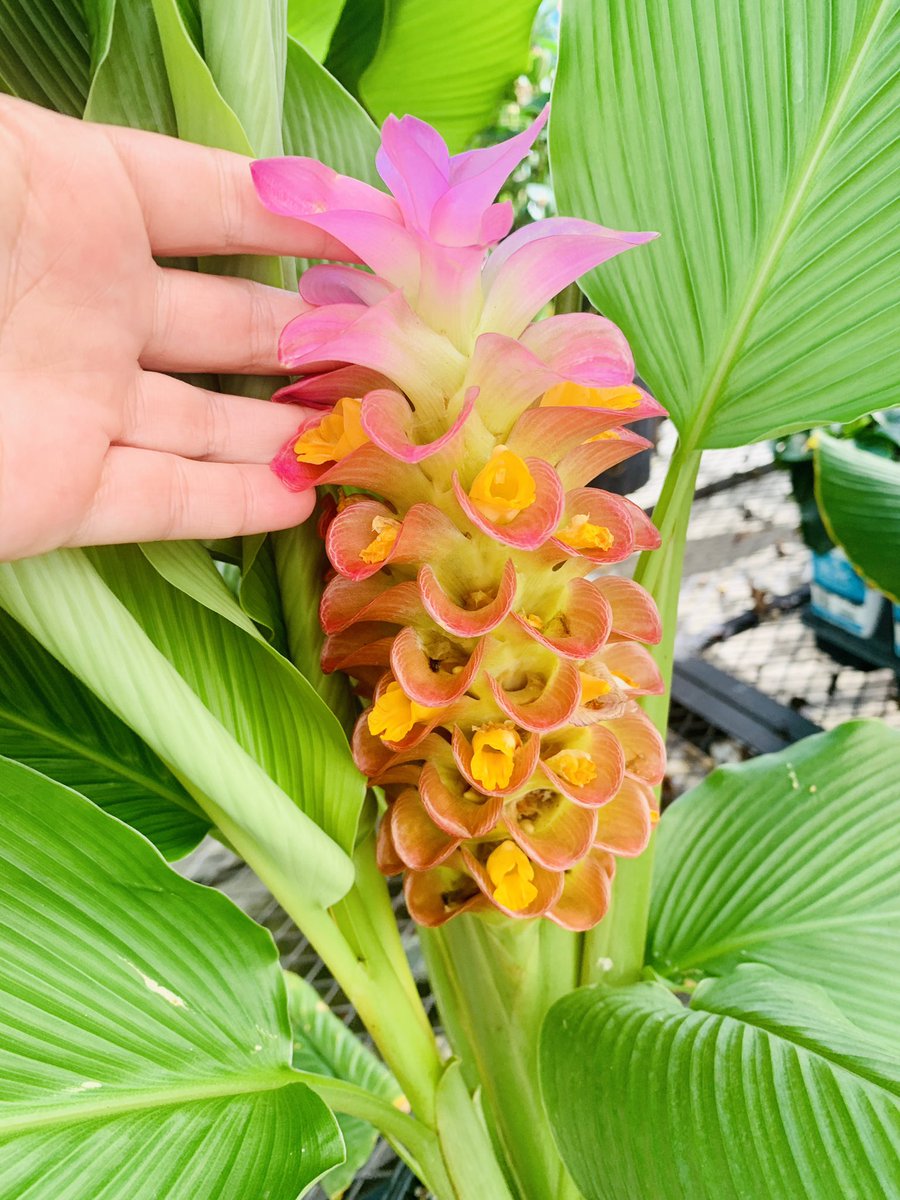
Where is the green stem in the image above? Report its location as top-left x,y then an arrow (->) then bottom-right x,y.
423,917 -> 580,1200
581,441 -> 702,986
293,1072 -> 454,1198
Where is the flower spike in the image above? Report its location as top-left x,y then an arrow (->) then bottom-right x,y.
256,110 -> 666,928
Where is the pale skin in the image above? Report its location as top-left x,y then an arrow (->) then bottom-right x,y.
0,96 -> 346,562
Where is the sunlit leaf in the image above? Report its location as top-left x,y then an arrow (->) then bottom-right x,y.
552,1 -> 900,447
0,757 -> 343,1199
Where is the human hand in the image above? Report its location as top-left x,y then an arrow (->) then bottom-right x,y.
0,97 -> 342,561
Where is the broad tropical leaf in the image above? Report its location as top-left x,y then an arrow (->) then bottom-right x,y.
814,433 -> 900,601
359,0 -> 542,152
83,0 -> 178,131
648,721 -> 900,1043
0,0 -> 90,115
0,607 -> 207,859
541,966 -> 900,1200
552,0 -> 900,448
102,542 -> 366,854
286,972 -> 401,1198
324,0 -> 385,100
0,757 -> 343,1199
288,0 -> 345,61
0,550 -> 354,908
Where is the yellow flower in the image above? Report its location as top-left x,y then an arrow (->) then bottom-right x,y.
540,381 -> 641,409
545,748 -> 598,787
471,724 -> 521,790
556,513 -> 614,551
294,397 -> 369,464
487,840 -> 538,911
367,681 -> 439,742
579,672 -> 612,704
359,516 -> 401,564
468,447 -> 536,525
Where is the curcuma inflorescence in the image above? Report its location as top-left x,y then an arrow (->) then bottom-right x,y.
252,110 -> 667,928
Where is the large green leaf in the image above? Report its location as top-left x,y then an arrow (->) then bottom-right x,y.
0,607 -> 206,859
0,550 -> 354,908
648,721 -> 900,1043
540,966 -> 900,1200
193,0 -> 286,157
323,0 -> 385,101
83,0 -> 178,131
288,0 -> 345,62
0,756 -> 342,1199
286,972 -> 401,1198
552,1 -> 900,448
103,542 -> 365,854
814,433 -> 900,601
359,0 -> 541,153
0,0 -> 90,115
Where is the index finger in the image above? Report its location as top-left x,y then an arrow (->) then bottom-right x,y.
101,121 -> 356,261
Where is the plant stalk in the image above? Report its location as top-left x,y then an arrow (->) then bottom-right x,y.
581,441 -> 701,986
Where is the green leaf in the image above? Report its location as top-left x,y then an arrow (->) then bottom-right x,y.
551,1 -> 900,448
105,542 -> 365,854
0,607 -> 206,859
286,972 -> 400,1198
283,33 -> 380,181
323,0 -> 385,101
359,0 -> 541,153
239,533 -> 289,650
83,0 -> 178,132
0,0 -> 90,115
648,720 -> 900,1043
288,0 -> 345,61
192,0 -> 286,157
0,549 -> 354,908
540,965 -> 900,1200
0,756 -> 343,1199
814,432 -> 900,601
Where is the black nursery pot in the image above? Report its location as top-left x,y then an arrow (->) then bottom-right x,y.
588,415 -> 662,495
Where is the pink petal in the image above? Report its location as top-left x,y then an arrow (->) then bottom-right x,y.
361,386 -> 476,462
319,576 -> 422,634
299,264 -> 395,307
404,857 -> 491,926
390,789 -> 459,871
320,623 -> 394,673
593,774 -> 654,857
539,725 -> 626,809
251,156 -> 401,222
549,488 -> 639,564
487,659 -> 581,733
419,761 -> 504,839
547,849 -> 615,931
592,577 -> 662,644
280,292 -> 466,405
452,458 -> 565,550
503,791 -> 597,872
376,807 -> 405,875
325,499 -> 401,581
603,707 -> 666,786
270,425 -> 329,492
377,114 -> 451,232
433,108 -> 548,246
620,496 -> 662,550
508,406 -> 656,463
294,209 -> 422,293
418,559 -> 518,637
465,333 -> 561,432
555,429 -> 651,491
316,444 -> 426,509
520,313 -> 636,387
273,365 -> 391,409
592,642 -> 664,696
391,626 -> 486,706
481,218 -> 658,338
451,726 -> 541,797
511,577 -> 612,660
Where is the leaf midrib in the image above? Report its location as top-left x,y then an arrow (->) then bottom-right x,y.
0,1069 -> 300,1136
660,907 -> 900,972
0,705 -> 201,820
688,0 -> 892,449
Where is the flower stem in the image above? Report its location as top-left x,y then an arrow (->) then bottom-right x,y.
581,441 -> 701,986
423,916 -> 581,1200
